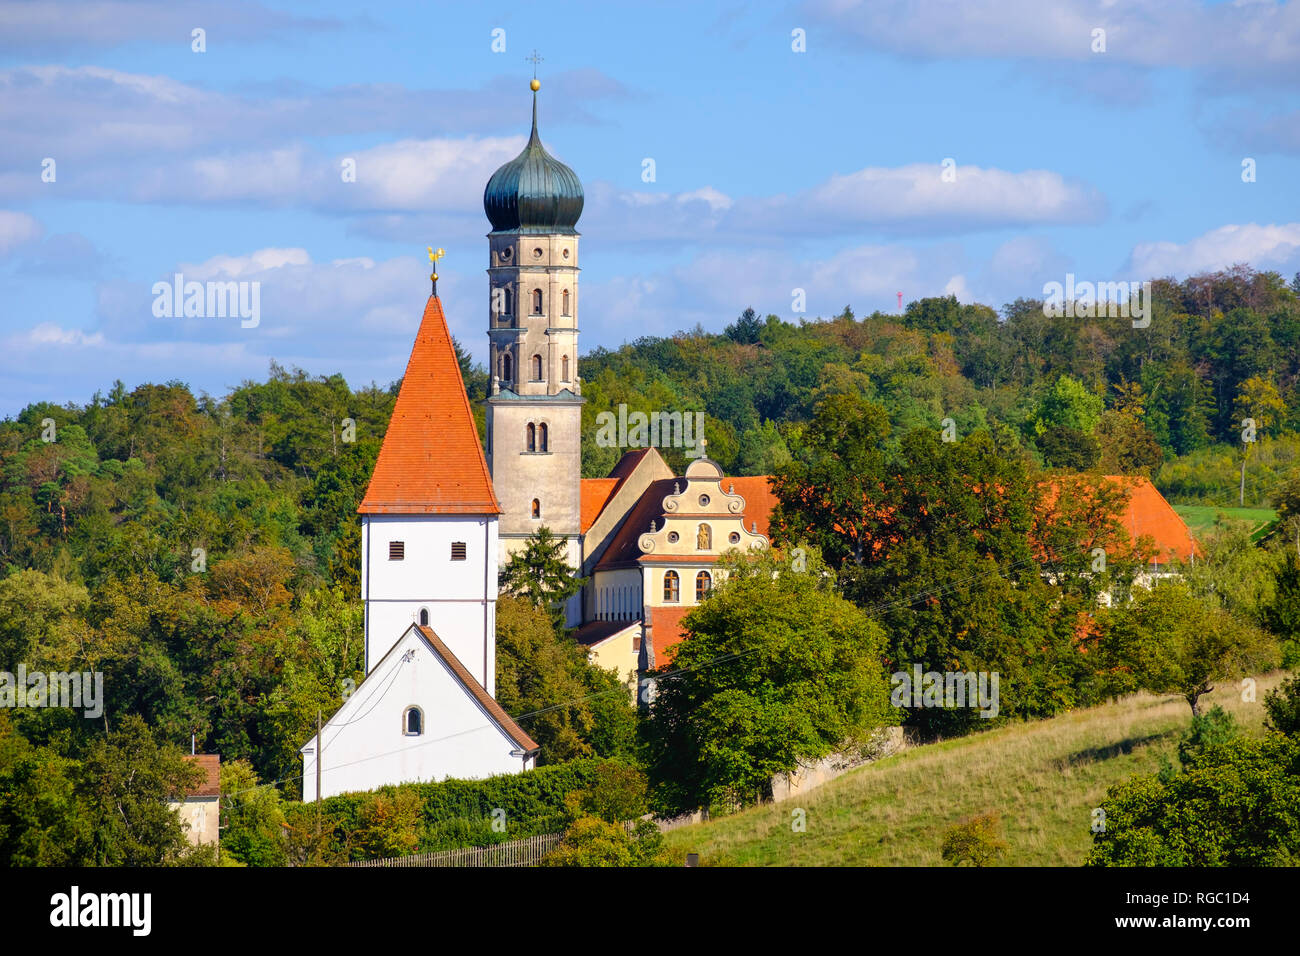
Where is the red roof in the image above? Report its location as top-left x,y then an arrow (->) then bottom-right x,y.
580,479 -> 619,533
359,296 -> 501,515
650,606 -> 691,666
1102,475 -> 1199,563
594,473 -> 777,571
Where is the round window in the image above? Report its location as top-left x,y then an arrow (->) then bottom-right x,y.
501,247 -> 512,260
562,248 -> 570,259
667,531 -> 679,544
532,247 -> 544,258
699,494 -> 710,507
729,532 -> 741,544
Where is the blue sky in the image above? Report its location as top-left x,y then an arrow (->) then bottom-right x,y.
1,0 -> 1298,415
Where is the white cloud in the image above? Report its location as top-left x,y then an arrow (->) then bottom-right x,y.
0,210 -> 42,255
802,0 -> 1300,81
1127,222 -> 1300,277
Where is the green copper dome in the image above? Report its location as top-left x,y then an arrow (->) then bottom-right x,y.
483,93 -> 583,234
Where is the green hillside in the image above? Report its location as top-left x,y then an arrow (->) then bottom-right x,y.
664,673 -> 1285,867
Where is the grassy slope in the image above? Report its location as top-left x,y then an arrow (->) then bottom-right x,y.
664,672 -> 1285,867
1173,505 -> 1276,542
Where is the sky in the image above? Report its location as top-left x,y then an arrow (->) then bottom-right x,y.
0,0 -> 1298,415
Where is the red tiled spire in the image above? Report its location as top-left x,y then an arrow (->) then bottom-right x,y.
359,296 -> 501,515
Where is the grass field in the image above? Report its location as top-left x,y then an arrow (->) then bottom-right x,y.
1173,504 -> 1277,542
664,672 -> 1285,867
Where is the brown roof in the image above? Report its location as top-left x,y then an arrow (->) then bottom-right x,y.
414,626 -> 539,754
183,754 -> 220,797
359,296 -> 501,515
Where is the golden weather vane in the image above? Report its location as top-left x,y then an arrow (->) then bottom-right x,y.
427,245 -> 445,293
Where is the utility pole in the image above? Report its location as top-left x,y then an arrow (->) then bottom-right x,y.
315,709 -> 322,840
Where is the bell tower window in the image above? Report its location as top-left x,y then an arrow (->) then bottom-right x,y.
502,352 -> 513,382
532,289 -> 543,314
526,422 -> 536,452
561,289 -> 570,315
539,423 -> 548,452
531,498 -> 541,518
562,355 -> 570,382
532,354 -> 543,381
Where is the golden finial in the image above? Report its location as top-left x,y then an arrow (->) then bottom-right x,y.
526,50 -> 543,91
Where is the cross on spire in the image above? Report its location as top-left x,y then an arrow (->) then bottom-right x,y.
525,49 -> 543,79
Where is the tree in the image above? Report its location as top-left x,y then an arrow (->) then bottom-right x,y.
642,545 -> 891,815
79,715 -> 205,866
219,759 -> 287,866
1264,675 -> 1300,737
1087,735 -> 1300,866
494,596 -> 637,764
1102,580 -> 1278,716
1261,551 -> 1300,667
541,816 -> 675,867
941,812 -> 1007,866
725,307 -> 764,345
498,526 -> 586,623
1234,376 -> 1286,505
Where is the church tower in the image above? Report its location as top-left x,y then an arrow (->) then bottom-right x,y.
357,291 -> 501,693
483,80 -> 584,622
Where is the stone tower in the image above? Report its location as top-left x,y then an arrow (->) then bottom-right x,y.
483,81 -> 584,622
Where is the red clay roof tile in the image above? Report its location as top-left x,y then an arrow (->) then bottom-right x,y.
359,296 -> 500,515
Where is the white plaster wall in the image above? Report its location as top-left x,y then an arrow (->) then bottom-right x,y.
361,514 -> 498,692
301,628 -> 532,801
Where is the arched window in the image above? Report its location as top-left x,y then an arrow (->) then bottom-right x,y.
562,289 -> 570,315
502,352 -> 513,382
697,523 -> 712,550
418,608 -> 429,627
562,355 -> 570,381
532,289 -> 543,314
503,286 -> 513,316
526,422 -> 536,452
532,354 -> 543,381
663,570 -> 680,603
696,571 -> 712,602
539,422 -> 549,452
403,706 -> 423,736
531,498 -> 541,518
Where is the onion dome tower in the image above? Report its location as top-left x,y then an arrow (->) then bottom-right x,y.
483,78 -> 585,625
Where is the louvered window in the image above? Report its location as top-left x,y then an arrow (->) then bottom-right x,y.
451,542 -> 467,561
389,541 -> 405,560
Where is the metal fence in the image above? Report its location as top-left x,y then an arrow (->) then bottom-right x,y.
345,831 -> 563,868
